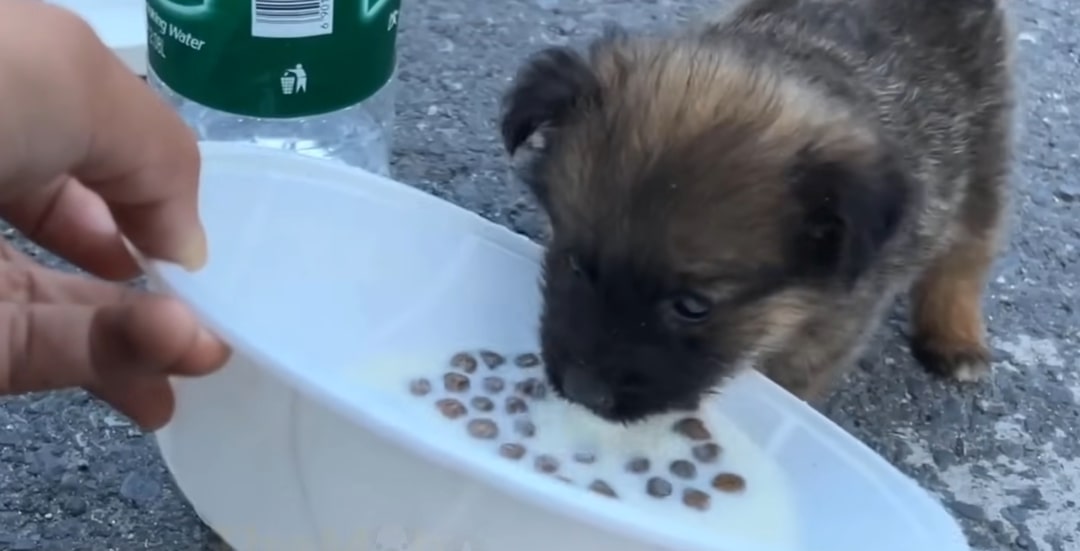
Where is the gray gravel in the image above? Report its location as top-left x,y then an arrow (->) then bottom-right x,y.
1,0 -> 1078,550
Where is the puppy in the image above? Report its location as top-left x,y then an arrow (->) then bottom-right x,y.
498,0 -> 1015,423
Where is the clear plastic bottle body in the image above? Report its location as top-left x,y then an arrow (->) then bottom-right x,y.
148,66 -> 395,177
144,0 -> 401,178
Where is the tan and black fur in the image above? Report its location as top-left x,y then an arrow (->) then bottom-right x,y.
498,0 -> 1015,423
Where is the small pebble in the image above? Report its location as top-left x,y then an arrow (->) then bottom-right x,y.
670,460 -> 697,479
444,372 -> 470,392
673,417 -> 711,441
482,376 -> 505,394
711,473 -> 746,493
535,454 -> 560,474
646,477 -> 673,498
516,378 -> 548,399
480,350 -> 506,368
626,457 -> 650,474
692,443 -> 721,463
467,418 -> 499,440
470,396 -> 494,412
60,497 -> 88,517
573,452 -> 596,464
120,471 -> 161,505
408,378 -> 431,396
514,419 -> 536,437
683,488 -> 711,511
514,353 -> 541,367
506,396 -> 528,414
589,480 -> 617,498
1014,535 -> 1036,549
499,443 -> 526,460
450,352 -> 478,373
436,398 -> 467,419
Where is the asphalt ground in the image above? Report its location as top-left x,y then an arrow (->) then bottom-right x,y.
0,0 -> 1077,549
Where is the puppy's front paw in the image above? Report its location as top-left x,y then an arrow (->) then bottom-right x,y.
910,335 -> 992,382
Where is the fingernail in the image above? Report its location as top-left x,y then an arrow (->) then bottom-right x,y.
196,326 -> 219,349
196,326 -> 232,368
177,228 -> 208,271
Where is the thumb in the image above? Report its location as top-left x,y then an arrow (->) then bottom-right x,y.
90,294 -> 231,379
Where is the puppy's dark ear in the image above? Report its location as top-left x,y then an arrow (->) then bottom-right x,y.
499,46 -> 602,156
787,148 -> 912,287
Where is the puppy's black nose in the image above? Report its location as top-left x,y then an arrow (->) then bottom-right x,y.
562,370 -> 614,414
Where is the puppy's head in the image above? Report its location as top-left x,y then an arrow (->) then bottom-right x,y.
500,31 -> 913,423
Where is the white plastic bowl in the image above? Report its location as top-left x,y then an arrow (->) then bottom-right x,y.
145,142 -> 971,551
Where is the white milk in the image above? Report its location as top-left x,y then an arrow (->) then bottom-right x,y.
524,398 -> 799,548
356,351 -> 801,550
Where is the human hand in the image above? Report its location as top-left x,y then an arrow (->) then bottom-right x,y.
0,1 -> 231,430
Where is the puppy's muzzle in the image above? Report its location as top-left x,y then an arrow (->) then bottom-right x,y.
561,369 -> 615,416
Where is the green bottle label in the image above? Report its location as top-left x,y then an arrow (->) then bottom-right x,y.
146,0 -> 401,118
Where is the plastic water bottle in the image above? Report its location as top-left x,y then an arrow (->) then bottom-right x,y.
144,0 -> 401,177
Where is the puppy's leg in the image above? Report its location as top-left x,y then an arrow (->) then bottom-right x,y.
908,233 -> 1000,381
909,108 -> 1010,382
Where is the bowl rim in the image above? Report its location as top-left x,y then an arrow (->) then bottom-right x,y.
142,141 -> 784,551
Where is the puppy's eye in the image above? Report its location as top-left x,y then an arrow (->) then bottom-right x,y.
669,293 -> 712,322
568,254 -> 595,280
568,255 -> 583,275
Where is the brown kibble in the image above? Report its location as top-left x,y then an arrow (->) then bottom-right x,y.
482,376 -> 505,394
467,418 -> 499,440
505,396 -> 528,414
673,417 -> 711,441
479,350 -> 506,368
589,480 -> 617,498
514,353 -> 541,367
470,396 -> 494,412
573,452 -> 596,464
670,460 -> 697,479
555,475 -> 573,484
683,488 -> 711,511
514,419 -> 536,438
626,457 -> 650,474
711,473 -> 747,493
443,372 -> 470,392
535,454 -> 560,474
516,378 -> 548,399
692,443 -> 722,463
499,443 -> 526,460
408,378 -> 431,396
646,477 -> 672,498
450,352 -> 478,373
436,398 -> 467,419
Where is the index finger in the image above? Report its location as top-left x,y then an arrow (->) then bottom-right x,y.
71,15 -> 209,270
0,2 -> 208,270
